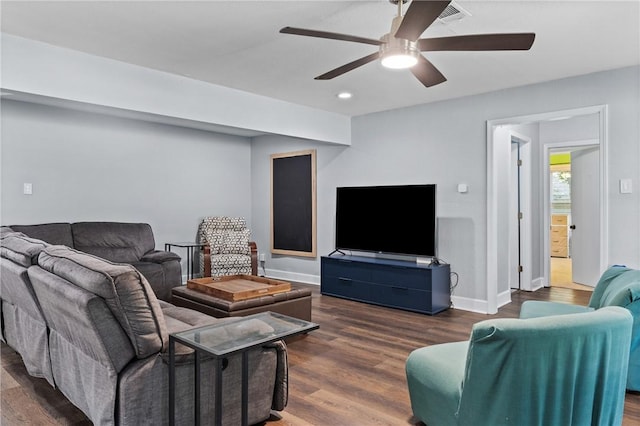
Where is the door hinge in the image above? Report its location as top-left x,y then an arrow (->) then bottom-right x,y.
518,159 -> 523,166
518,212 -> 523,220
518,265 -> 523,273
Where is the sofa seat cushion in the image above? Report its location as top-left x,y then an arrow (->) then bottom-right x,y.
71,222 -> 155,263
0,233 -> 49,267
9,223 -> 74,247
520,300 -> 594,319
159,300 -> 218,331
37,245 -> 167,358
158,300 -> 246,362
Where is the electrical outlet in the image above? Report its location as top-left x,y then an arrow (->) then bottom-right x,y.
259,253 -> 266,262
23,183 -> 33,195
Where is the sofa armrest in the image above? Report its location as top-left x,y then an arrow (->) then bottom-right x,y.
202,242 -> 258,277
249,241 -> 258,275
264,340 -> 288,411
141,250 -> 181,264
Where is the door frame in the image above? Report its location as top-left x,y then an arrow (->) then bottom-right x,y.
510,133 -> 532,291
543,140 -> 601,287
486,104 -> 608,314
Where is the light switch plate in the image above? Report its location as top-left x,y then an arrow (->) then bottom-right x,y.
620,179 -> 632,194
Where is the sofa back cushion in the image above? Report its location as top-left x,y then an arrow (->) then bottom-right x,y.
0,233 -> 49,318
8,223 -> 74,247
590,266 -> 640,309
1,226 -> 16,237
0,232 -> 49,267
37,245 -> 167,358
71,222 -> 155,263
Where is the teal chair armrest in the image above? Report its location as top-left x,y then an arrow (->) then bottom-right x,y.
406,341 -> 468,426
519,300 -> 593,319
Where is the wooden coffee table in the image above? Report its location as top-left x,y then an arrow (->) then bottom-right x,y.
171,275 -> 312,321
186,275 -> 292,302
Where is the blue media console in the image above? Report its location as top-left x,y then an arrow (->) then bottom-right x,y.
321,255 -> 451,315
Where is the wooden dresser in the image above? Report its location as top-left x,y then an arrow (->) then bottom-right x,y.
550,214 -> 569,258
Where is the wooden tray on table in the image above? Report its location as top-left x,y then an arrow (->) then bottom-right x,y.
186,275 -> 292,302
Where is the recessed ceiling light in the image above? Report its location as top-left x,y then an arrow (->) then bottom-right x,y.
337,92 -> 352,99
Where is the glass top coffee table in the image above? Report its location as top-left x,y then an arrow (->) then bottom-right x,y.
169,311 -> 319,426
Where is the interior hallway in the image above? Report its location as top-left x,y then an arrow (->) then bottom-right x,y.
550,257 -> 593,291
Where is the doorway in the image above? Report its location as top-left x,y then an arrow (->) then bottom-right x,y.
548,149 -> 597,291
486,105 -> 608,314
545,146 -> 601,290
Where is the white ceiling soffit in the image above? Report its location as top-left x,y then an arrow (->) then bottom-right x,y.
1,1 -> 639,117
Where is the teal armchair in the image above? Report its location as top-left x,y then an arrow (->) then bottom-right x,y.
406,307 -> 632,426
520,265 -> 640,391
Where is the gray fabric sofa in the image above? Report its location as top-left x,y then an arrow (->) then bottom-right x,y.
0,230 -> 288,425
8,222 -> 181,301
0,229 -> 55,386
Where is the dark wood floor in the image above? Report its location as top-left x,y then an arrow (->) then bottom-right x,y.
2,285 -> 639,425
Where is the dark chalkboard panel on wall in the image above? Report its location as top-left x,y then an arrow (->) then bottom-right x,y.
270,149 -> 317,257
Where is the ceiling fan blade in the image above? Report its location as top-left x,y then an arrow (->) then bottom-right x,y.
411,55 -> 447,87
280,27 -> 382,46
395,0 -> 451,42
419,33 -> 536,51
315,52 -> 381,80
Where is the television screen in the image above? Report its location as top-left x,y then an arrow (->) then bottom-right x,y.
335,184 -> 437,257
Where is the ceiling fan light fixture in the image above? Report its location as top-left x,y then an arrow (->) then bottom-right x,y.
379,34 -> 419,69
381,51 -> 419,69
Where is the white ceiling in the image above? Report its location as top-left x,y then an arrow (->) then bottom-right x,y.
1,1 -> 639,117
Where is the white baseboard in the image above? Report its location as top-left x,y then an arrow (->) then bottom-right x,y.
531,277 -> 545,291
497,289 -> 512,308
262,268 -> 320,286
450,295 -> 490,314
451,288 -> 512,314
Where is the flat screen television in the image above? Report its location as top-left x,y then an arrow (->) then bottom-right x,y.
335,184 -> 437,257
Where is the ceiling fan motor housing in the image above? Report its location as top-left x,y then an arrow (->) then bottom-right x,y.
380,33 -> 419,69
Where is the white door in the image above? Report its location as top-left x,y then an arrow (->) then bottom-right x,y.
509,142 -> 520,289
570,147 -> 600,286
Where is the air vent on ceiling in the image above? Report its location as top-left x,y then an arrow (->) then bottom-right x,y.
437,2 -> 471,23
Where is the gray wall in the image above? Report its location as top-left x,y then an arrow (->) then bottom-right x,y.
2,66 -> 638,310
1,99 -> 253,275
252,66 -> 640,307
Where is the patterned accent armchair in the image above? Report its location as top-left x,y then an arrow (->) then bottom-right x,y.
198,217 -> 258,278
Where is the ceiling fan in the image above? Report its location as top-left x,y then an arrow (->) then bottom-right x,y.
280,0 -> 535,88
